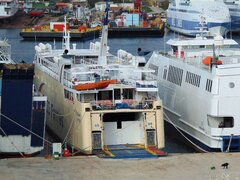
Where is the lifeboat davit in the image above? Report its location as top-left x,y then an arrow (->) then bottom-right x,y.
73,79 -> 117,91
202,56 -> 222,65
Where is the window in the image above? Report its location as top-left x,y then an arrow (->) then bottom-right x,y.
163,69 -> 167,80
149,63 -> 159,76
206,79 -> 212,92
167,65 -> 183,86
114,89 -> 121,99
64,89 -> 74,101
185,71 -> 201,87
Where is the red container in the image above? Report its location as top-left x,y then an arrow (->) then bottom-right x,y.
29,11 -> 44,17
63,149 -> 70,157
143,21 -> 148,27
53,24 -> 69,31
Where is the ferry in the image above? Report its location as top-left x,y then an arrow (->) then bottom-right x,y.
224,0 -> 240,32
167,0 -> 231,36
0,40 -> 47,156
0,0 -> 18,19
146,34 -> 240,152
33,1 -> 165,157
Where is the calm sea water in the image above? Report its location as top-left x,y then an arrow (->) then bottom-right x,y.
3,29 -> 240,153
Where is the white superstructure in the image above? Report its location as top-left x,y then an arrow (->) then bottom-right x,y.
33,13 -> 164,155
167,0 -> 231,36
146,34 -> 240,152
0,0 -> 18,19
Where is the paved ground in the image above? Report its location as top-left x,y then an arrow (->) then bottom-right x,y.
0,153 -> 239,180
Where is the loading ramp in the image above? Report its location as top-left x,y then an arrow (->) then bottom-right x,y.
94,144 -> 167,159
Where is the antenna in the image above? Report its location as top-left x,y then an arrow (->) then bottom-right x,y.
62,16 -> 70,51
98,0 -> 109,66
211,43 -> 217,67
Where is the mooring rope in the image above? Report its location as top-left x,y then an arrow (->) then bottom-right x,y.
0,113 -> 52,145
163,111 -> 209,153
0,127 -> 25,157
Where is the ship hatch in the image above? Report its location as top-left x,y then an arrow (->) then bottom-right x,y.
103,112 -> 144,145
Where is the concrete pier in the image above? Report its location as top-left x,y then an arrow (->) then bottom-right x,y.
0,153 -> 239,180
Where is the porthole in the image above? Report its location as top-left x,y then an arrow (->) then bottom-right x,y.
229,82 -> 235,88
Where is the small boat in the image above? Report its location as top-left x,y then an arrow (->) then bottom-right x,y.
73,79 -> 117,91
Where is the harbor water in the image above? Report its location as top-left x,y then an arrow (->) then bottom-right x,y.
2,29 -> 240,153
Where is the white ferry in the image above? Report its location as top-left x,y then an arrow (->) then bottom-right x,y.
0,0 -> 18,19
33,3 -> 165,156
0,40 -> 47,156
224,0 -> 240,32
167,0 -> 231,36
146,34 -> 240,152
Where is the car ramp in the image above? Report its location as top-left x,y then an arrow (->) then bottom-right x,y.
95,144 -> 167,159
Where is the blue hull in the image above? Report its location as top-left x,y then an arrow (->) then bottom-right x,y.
167,17 -> 230,36
165,120 -> 240,152
230,15 -> 240,31
0,64 -> 47,154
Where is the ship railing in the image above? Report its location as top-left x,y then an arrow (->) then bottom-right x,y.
119,79 -> 157,89
135,80 -> 157,88
41,57 -> 58,74
91,99 -> 154,110
41,63 -> 58,80
79,58 -> 98,65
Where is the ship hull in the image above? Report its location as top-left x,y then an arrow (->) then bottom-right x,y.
147,52 -> 240,152
20,27 -> 164,40
166,1 -> 231,36
19,30 -> 101,41
0,64 -> 47,156
34,64 -> 165,154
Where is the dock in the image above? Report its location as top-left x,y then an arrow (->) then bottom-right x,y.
0,153 -> 239,179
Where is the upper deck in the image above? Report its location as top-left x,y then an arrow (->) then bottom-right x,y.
163,35 -> 240,71
34,42 -> 158,94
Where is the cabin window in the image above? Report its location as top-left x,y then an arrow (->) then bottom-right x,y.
64,65 -> 71,69
98,90 -> 112,100
122,89 -> 133,99
138,63 -> 145,67
163,69 -> 167,80
76,94 -> 92,103
114,89 -> 121,99
185,71 -> 201,87
64,89 -> 74,101
149,63 -> 159,76
167,65 -> 183,86
206,79 -> 212,92
172,46 -> 178,53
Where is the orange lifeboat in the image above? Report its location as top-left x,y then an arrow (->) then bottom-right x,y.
73,79 -> 117,91
202,56 -> 222,65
